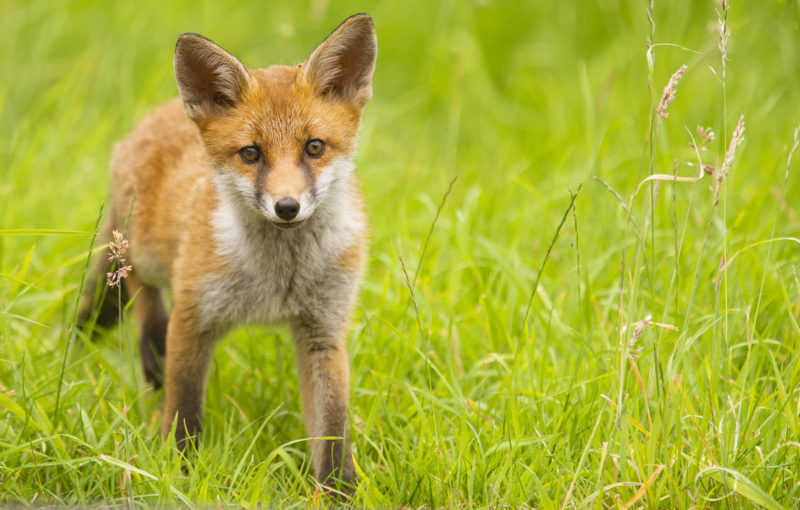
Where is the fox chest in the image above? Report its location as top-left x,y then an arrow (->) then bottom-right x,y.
195,205 -> 358,335
197,239 -> 331,332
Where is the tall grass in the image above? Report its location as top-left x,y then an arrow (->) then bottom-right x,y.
2,0 -> 800,507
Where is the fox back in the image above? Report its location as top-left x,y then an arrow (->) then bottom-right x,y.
79,14 -> 377,494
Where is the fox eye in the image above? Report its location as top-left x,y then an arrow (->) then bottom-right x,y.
305,139 -> 325,157
239,146 -> 260,163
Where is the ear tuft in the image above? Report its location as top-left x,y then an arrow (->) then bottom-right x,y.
174,34 -> 250,122
304,14 -> 377,108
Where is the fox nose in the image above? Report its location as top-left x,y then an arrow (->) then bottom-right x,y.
275,198 -> 300,221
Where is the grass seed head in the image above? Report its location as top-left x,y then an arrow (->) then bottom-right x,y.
697,125 -> 715,143
656,64 -> 687,120
715,114 -> 745,190
106,230 -> 132,288
718,0 -> 730,75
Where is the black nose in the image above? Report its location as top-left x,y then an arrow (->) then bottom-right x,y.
275,198 -> 300,221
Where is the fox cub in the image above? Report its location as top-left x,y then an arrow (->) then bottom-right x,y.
79,14 -> 377,489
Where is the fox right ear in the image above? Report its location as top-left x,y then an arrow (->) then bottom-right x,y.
174,34 -> 250,122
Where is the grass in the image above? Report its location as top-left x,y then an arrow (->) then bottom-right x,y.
2,0 -> 800,507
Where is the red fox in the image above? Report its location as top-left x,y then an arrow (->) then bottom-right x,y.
79,14 -> 377,491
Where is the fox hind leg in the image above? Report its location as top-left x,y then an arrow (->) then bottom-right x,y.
125,273 -> 169,388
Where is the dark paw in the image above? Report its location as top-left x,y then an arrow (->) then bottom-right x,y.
318,449 -> 356,500
173,417 -> 202,454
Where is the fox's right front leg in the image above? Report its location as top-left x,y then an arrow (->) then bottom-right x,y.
161,302 -> 214,451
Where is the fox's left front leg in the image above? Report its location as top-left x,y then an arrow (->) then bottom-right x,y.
291,314 -> 354,493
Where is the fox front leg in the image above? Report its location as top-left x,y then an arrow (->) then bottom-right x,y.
291,316 -> 355,493
161,303 -> 215,451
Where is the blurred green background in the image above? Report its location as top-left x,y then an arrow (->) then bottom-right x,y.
2,0 -> 800,507
1,1 -> 798,288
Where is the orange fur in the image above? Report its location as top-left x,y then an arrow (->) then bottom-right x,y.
79,14 -> 377,494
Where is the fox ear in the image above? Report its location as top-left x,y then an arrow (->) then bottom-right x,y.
303,14 -> 377,108
174,34 -> 250,122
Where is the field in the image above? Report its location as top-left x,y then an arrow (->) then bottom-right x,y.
2,0 -> 800,507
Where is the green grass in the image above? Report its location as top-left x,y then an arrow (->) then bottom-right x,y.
2,0 -> 800,507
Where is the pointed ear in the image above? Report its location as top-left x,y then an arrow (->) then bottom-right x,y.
174,33 -> 250,122
303,14 -> 377,108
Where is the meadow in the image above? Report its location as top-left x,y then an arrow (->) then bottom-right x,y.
1,0 -> 800,507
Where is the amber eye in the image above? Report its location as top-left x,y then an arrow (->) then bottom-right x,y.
305,139 -> 325,157
239,146 -> 260,163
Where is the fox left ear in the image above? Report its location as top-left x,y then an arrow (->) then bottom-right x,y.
303,14 -> 377,108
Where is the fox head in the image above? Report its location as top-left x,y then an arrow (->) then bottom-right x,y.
174,14 -> 377,230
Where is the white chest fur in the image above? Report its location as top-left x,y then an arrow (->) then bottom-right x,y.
198,175 -> 363,335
